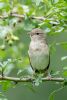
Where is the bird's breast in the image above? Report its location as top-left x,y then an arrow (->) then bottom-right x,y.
28,41 -> 49,70
29,41 -> 49,54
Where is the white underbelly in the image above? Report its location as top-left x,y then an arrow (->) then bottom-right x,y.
29,40 -> 49,70
29,51 -> 49,70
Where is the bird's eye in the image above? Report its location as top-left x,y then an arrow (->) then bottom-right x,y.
36,33 -> 39,35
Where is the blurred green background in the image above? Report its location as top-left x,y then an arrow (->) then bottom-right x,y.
0,0 -> 67,100
1,82 -> 67,100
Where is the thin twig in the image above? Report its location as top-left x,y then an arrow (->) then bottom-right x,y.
0,75 -> 64,82
0,13 -> 46,21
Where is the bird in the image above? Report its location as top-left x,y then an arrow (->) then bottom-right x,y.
28,28 -> 50,77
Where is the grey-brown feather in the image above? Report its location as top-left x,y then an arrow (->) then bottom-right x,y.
28,28 -> 50,73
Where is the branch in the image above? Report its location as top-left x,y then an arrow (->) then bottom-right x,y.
0,75 -> 64,82
0,13 -> 46,21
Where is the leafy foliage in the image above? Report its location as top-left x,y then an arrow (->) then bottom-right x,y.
0,0 -> 67,100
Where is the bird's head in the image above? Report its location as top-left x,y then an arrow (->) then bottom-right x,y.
28,28 -> 46,41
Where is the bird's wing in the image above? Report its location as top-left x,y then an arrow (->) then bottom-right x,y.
44,54 -> 50,72
28,51 -> 33,70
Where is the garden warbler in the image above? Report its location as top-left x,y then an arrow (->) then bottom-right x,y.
28,28 -> 50,76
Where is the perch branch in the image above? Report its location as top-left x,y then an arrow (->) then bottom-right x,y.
0,13 -> 46,21
0,75 -> 64,82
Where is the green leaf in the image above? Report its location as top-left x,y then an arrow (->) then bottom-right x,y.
1,81 -> 12,91
61,42 -> 67,50
0,98 -> 8,100
23,19 -> 35,31
63,66 -> 67,70
34,0 -> 42,6
0,92 -> 3,96
49,42 -> 56,54
63,78 -> 67,86
0,2 -> 5,9
0,0 -> 9,2
49,87 -> 64,100
56,42 -> 67,50
61,56 -> 67,61
63,71 -> 67,77
51,0 -> 59,4
33,74 -> 43,86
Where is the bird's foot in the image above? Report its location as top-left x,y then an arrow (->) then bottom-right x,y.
45,72 -> 52,80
